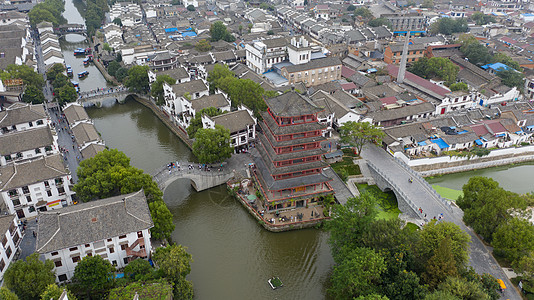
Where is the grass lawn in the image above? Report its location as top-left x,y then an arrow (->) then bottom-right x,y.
432,185 -> 463,201
357,184 -> 401,220
331,156 -> 361,180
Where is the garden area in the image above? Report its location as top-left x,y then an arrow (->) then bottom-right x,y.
356,184 -> 401,220
331,148 -> 361,181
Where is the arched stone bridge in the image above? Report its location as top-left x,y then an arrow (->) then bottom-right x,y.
152,163 -> 236,193
77,89 -> 140,107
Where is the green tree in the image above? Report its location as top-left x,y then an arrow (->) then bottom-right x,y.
382,270 -> 427,300
328,247 -> 387,299
107,61 -> 121,77
22,85 -> 46,104
0,64 -> 44,89
417,220 -> 471,272
267,30 -> 274,35
470,12 -> 495,25
449,82 -> 468,92
45,64 -> 65,82
515,252 -> 534,294
195,39 -> 211,52
186,107 -> 224,138
226,78 -> 266,115
496,69 -> 525,90
424,290 -> 460,300
492,217 -> 534,265
28,6 -> 57,26
368,18 -> 392,28
461,43 -> 492,66
422,238 -> 458,288
457,177 -> 527,242
3,253 -> 55,300
458,34 -> 479,49
115,68 -> 128,83
124,65 -> 149,93
52,73 -> 69,89
339,121 -> 384,156
123,259 -> 154,281
421,0 -> 433,8
108,280 -> 173,300
153,245 -> 194,300
192,125 -> 233,164
72,255 -> 115,298
40,284 -> 77,300
74,149 -> 174,239
151,75 -> 176,105
56,84 -> 77,106
327,194 -> 378,261
103,43 -> 112,52
354,7 -> 373,19
0,287 -> 18,300
207,63 -> 234,93
408,57 -> 459,86
347,4 -> 356,11
491,53 -> 521,71
112,17 -> 122,27
430,18 -> 468,35
186,4 -> 195,11
210,21 -> 234,42
436,276 -> 491,300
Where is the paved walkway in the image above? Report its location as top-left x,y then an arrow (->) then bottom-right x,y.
361,145 -> 520,300
18,219 -> 38,260
323,167 -> 355,205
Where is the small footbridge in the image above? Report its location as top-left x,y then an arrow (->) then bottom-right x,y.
152,163 -> 236,193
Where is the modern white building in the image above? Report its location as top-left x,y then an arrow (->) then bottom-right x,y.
0,127 -> 59,166
0,155 -> 74,219
202,106 -> 256,152
288,36 -> 312,66
0,214 -> 22,282
245,37 -> 287,74
36,190 -> 153,282
0,103 -> 48,136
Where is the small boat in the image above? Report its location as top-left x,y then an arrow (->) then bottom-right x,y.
66,65 -> 73,76
83,58 -> 90,66
77,71 -> 89,78
70,80 -> 79,88
268,277 -> 283,290
86,54 -> 93,62
74,48 -> 86,56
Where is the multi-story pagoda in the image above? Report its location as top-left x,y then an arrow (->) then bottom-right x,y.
252,92 -> 333,211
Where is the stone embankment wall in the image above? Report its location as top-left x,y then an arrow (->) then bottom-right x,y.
395,146 -> 534,176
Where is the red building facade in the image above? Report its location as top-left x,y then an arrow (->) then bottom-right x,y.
252,92 -> 333,211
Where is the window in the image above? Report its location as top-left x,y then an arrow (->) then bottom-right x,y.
109,247 -> 115,254
44,181 -> 49,188
0,259 -> 4,271
137,231 -> 143,238
51,251 -> 59,256
12,199 -> 20,207
29,206 -> 35,213
4,155 -> 11,161
72,256 -> 80,263
112,260 -> 117,266
45,146 -> 52,152
57,187 -> 65,195
6,246 -> 11,258
58,274 -> 67,282
47,190 -> 52,197
54,260 -> 62,267
121,244 -> 127,251
107,238 -> 113,242
123,257 -> 129,265
86,252 -> 93,257
28,122 -> 33,127
119,235 -> 127,239
69,247 -> 78,252
22,186 -> 29,194
36,120 -> 44,125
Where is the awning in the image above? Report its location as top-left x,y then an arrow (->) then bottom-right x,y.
475,139 -> 483,146
431,138 -> 450,149
496,133 -> 506,137
418,141 -> 427,146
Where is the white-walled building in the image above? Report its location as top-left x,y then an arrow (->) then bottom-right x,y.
0,155 -> 74,219
245,37 -> 287,74
161,79 -> 209,117
202,107 -> 256,152
178,93 -> 231,128
288,36 -> 312,66
0,103 -> 48,136
109,2 -> 143,27
36,190 -> 153,282
183,0 -> 198,7
0,214 -> 22,282
0,127 -> 59,166
435,91 -> 477,115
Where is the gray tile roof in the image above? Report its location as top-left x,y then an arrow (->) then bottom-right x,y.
266,92 -> 323,117
0,103 -> 47,128
158,67 -> 189,80
171,79 -> 208,97
210,110 -> 255,133
0,154 -> 68,190
368,102 -> 435,123
0,215 -> 15,237
72,122 -> 100,146
63,104 -> 89,126
0,127 -> 54,156
80,144 -> 106,160
263,37 -> 287,48
36,190 -> 153,253
191,94 -> 229,112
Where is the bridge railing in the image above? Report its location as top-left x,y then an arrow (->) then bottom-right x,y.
151,162 -> 234,186
393,156 -> 453,211
366,161 -> 421,216
78,89 -> 130,101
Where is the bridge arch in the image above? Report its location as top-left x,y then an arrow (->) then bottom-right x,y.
152,165 -> 235,195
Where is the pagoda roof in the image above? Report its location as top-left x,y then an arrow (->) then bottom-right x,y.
252,149 -> 332,191
265,92 -> 323,118
261,111 -> 326,135
257,132 -> 327,162
259,121 -> 326,147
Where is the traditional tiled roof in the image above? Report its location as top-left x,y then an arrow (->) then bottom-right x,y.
0,215 -> 15,238
0,103 -> 46,128
0,127 -> 54,156
80,143 -> 106,160
368,102 -> 435,123
0,154 -> 68,190
283,57 -> 341,74
191,94 -> 229,112
158,67 -> 189,80
171,79 -> 208,97
36,190 -> 153,253
210,110 -> 255,133
63,104 -> 89,126
72,122 -> 100,146
265,92 -> 323,117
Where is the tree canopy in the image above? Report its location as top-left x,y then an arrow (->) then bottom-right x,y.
470,12 -> 496,25
72,255 -> 115,298
209,21 -> 235,42
430,18 -> 468,35
492,217 -> 534,266
339,121 -> 384,156
186,107 -> 224,138
28,0 -> 65,26
460,42 -> 492,66
192,125 -> 233,164
40,284 -> 77,300
368,18 -> 392,28
496,69 -> 525,91
46,64 -> 65,82
22,85 -> 46,104
449,82 -> 468,92
408,57 -> 459,86
74,149 -> 174,239
195,39 -> 211,52
108,280 -> 173,300
125,65 -> 150,94
1,64 -> 44,89
3,253 -> 55,300
153,244 -> 194,300
0,287 -> 18,300
151,75 -> 176,105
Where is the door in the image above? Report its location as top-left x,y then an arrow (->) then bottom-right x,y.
16,209 -> 25,219
440,108 -> 446,114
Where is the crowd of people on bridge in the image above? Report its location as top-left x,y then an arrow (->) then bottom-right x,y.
77,86 -> 128,100
165,161 -> 224,174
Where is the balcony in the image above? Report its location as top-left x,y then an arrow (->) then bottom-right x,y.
125,238 -> 147,258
